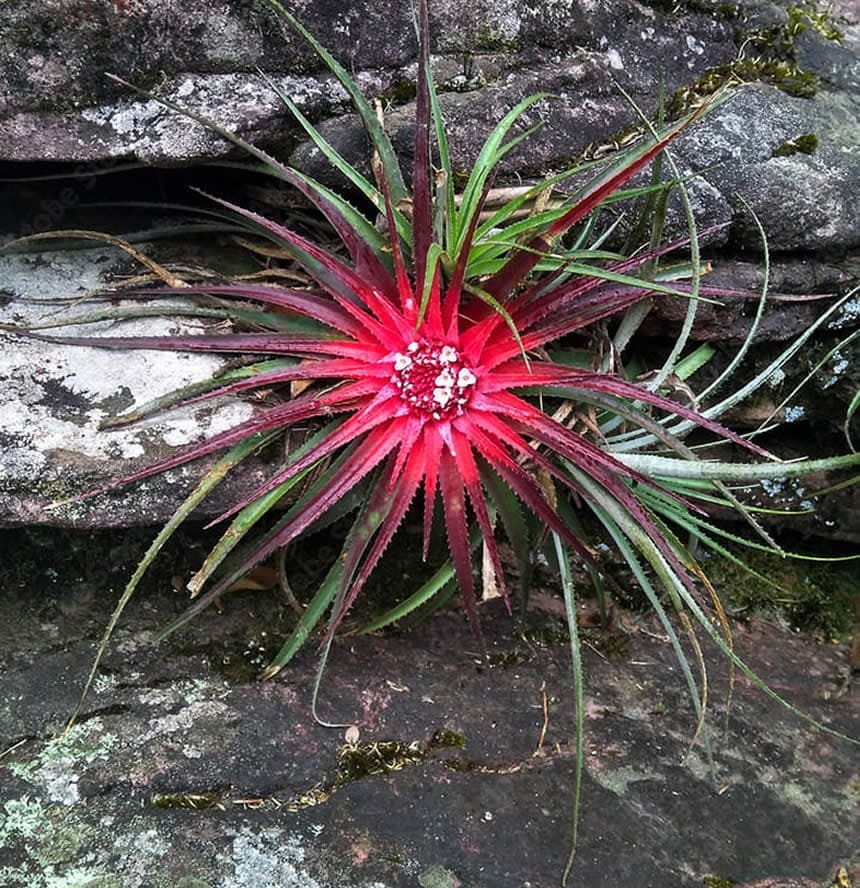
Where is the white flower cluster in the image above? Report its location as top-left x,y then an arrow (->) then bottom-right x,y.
390,340 -> 478,419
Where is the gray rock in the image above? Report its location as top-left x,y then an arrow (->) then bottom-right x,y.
1,0 -> 859,251
674,84 -> 860,251
0,245 -> 273,528
1,71 -> 355,165
0,527 -> 857,887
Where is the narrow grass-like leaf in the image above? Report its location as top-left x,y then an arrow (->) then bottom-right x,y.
357,526 -> 482,633
101,360 -> 294,428
585,466 -> 858,744
846,389 -> 860,452
755,328 -> 860,437
456,94 -> 550,254
673,344 -> 716,381
258,72 -> 410,248
610,290 -> 856,450
615,452 -> 860,480
64,430 -> 277,734
552,533 -> 585,887
262,0 -> 408,204
698,200 -> 769,402
260,555 -> 343,678
427,72 -> 457,253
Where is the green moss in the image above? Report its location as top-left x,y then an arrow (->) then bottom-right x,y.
772,132 -> 819,156
428,729 -> 466,749
166,731 -> 473,814
466,26 -> 519,52
197,634 -> 285,683
149,793 -> 220,810
703,877 -> 736,888
786,2 -> 843,42
519,620 -> 570,647
706,549 -> 856,639
581,628 -> 630,657
486,647 -> 534,666
715,2 -> 740,19
666,0 -> 844,117
335,739 -> 425,783
418,865 -> 460,888
668,59 -> 819,117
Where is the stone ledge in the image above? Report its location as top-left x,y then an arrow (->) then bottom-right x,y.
0,245 -> 273,528
0,526 -> 856,887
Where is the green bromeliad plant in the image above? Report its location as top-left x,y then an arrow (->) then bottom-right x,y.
5,0 -> 859,879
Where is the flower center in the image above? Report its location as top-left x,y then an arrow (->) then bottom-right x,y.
390,340 -> 477,420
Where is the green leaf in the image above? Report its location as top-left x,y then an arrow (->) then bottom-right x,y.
427,66 -> 457,254
101,359 -> 294,428
261,556 -> 343,677
262,0 -> 408,204
845,389 -> 860,452
456,93 -> 550,253
576,464 -> 858,745
358,526 -> 482,633
464,282 -> 530,366
614,452 -> 860,481
674,344 -> 716,380
698,199 -> 769,402
552,533 -> 585,886
416,242 -> 447,324
259,72 -> 411,249
611,290 -> 857,451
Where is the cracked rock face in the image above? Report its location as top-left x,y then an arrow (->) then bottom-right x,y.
0,526 -> 857,887
0,246 -> 273,528
1,0 -> 859,249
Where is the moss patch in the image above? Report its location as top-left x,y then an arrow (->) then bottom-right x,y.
668,0 -> 843,116
703,877 -> 736,888
772,132 -> 819,156
786,1 -> 843,43
706,548 -> 857,639
668,59 -> 818,117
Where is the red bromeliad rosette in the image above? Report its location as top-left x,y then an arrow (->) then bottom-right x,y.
34,0 -> 768,641
10,5 -> 859,873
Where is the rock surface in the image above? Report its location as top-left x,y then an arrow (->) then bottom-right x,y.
0,526 -> 857,887
0,243 -> 274,528
1,0 -> 860,253
0,0 -> 858,533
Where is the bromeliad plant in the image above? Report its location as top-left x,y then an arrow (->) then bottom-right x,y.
9,0 -> 859,879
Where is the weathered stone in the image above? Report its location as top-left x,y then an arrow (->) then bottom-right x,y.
0,526 -> 857,887
1,0 -> 859,252
673,84 -> 860,252
0,244 -> 274,528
